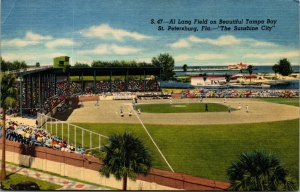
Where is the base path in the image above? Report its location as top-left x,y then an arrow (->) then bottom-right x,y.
65,98 -> 299,125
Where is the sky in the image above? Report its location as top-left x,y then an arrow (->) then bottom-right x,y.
1,0 -> 299,66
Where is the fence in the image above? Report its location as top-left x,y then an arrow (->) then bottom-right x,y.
37,112 -> 108,152
1,139 -> 230,190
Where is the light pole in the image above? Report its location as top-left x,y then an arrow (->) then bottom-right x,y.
18,77 -> 23,117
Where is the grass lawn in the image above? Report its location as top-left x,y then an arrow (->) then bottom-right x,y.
257,98 -> 299,107
137,103 -> 230,113
56,119 -> 299,185
48,123 -> 168,169
2,171 -> 61,190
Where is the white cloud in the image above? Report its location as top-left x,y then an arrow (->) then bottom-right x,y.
244,50 -> 299,59
174,54 -> 191,62
49,52 -> 69,58
168,39 -> 190,48
45,38 -> 77,48
25,31 -> 52,41
2,31 -> 52,47
77,44 -> 141,55
187,35 -> 241,46
194,53 -> 228,60
2,52 -> 67,62
175,53 -> 228,62
110,44 -> 140,54
79,24 -> 152,41
2,53 -> 34,61
169,35 -> 280,49
252,41 -> 278,47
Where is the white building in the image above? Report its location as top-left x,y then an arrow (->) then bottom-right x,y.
191,75 -> 227,86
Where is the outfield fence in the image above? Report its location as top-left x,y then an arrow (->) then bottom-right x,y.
37,112 -> 108,152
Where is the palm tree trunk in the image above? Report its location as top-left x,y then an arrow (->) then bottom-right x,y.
122,174 -> 127,190
1,110 -> 6,181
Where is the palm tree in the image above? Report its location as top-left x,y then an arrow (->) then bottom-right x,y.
0,74 -> 17,181
227,150 -> 295,191
203,73 -> 207,86
100,132 -> 152,190
225,73 -> 231,85
246,65 -> 253,83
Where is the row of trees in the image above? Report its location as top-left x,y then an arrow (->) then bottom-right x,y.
91,60 -> 154,68
72,60 -> 155,68
0,57 -> 27,72
71,54 -> 176,81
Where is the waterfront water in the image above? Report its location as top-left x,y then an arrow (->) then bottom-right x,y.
175,65 -> 300,76
166,66 -> 300,89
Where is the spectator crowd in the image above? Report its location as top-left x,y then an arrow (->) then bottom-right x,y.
179,89 -> 299,98
0,119 -> 86,154
56,80 -> 160,96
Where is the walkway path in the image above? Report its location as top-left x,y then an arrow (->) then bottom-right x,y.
6,164 -> 111,190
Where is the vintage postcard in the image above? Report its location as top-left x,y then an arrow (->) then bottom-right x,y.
0,0 -> 299,190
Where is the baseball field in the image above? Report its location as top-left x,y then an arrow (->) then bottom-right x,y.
49,98 -> 298,183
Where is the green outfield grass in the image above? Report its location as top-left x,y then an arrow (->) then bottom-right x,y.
137,103 -> 230,113
2,172 -> 62,190
257,98 -> 299,107
47,119 -> 299,184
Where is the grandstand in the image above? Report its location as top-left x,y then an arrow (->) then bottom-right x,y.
14,66 -> 162,117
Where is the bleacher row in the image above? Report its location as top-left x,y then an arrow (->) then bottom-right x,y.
0,119 -> 86,155
178,89 -> 300,98
56,80 -> 160,96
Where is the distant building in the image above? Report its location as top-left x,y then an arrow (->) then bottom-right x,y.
53,56 -> 70,68
228,62 -> 248,70
191,75 -> 226,86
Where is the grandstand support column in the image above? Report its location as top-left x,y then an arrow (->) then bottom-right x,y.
110,70 -> 112,93
24,76 -> 28,112
38,73 -> 42,112
93,70 -> 96,94
54,74 -> 57,95
144,70 -> 146,92
125,69 -> 129,92
49,74 -> 52,96
30,75 -> 33,110
18,77 -> 23,117
45,74 -> 49,99
43,74 -> 46,102
34,75 -> 38,108
81,72 -> 84,94
48,74 -> 50,97
51,74 -> 54,97
41,74 -> 44,106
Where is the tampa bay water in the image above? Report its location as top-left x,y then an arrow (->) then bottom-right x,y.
170,65 -> 300,89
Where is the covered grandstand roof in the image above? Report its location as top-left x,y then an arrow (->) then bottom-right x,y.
17,66 -> 161,77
